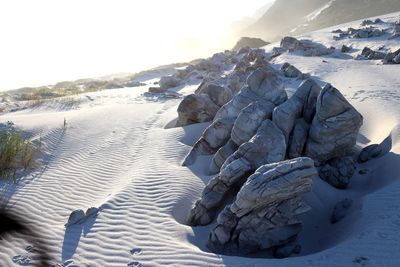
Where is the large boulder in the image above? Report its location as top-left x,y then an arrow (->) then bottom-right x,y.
176,94 -> 220,127
197,83 -> 233,107
281,62 -> 303,78
305,84 -> 363,163
188,120 -> 286,226
207,157 -> 316,257
159,75 -> 180,89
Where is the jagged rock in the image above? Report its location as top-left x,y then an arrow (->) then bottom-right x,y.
233,37 -> 270,51
288,118 -> 310,159
319,157 -> 356,189
305,83 -> 363,163
273,79 -> 321,142
231,100 -> 275,146
209,139 -> 238,175
209,100 -> 275,174
188,120 -> 286,226
358,144 -> 382,163
341,45 -> 351,53
65,209 -> 86,227
331,198 -> 353,224
358,47 -> 386,60
280,36 -> 334,56
207,157 -> 316,256
334,26 -> 386,40
176,94 -> 220,127
159,76 -> 180,89
197,83 -> 233,107
281,63 -> 303,78
182,117 -> 235,166
383,48 -> 400,64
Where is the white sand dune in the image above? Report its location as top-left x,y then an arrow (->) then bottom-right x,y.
1,12 -> 400,267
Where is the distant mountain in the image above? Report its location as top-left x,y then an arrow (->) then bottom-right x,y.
244,0 -> 400,42
244,0 -> 330,41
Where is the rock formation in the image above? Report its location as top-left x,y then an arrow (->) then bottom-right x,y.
183,67 -> 286,165
176,94 -> 220,127
207,157 -> 316,257
188,120 -> 286,225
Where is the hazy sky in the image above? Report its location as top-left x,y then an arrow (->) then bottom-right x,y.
0,0 -> 273,90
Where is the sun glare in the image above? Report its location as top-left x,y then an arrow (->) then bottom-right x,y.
0,0 -> 271,90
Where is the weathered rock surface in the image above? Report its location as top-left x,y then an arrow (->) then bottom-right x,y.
288,118 -> 310,159
183,67 -> 286,166
159,75 -> 180,89
197,83 -> 233,107
341,45 -> 351,53
182,117 -> 235,166
358,144 -> 383,163
358,47 -> 386,60
305,83 -> 363,163
273,79 -> 321,143
207,157 -> 316,257
210,100 -> 275,170
319,157 -> 356,189
331,198 -> 353,224
209,139 -> 238,175
188,120 -> 286,226
383,48 -> 400,64
281,63 -> 303,78
176,94 -> 220,127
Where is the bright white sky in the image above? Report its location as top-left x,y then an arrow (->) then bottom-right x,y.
0,0 -> 273,90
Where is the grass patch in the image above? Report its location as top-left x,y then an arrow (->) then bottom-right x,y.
0,130 -> 40,182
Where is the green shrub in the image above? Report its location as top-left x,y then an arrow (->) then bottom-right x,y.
0,131 -> 39,182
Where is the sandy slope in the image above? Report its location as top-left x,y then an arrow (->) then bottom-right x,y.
1,12 -> 400,267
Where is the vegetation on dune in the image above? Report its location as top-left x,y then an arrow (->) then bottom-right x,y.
0,126 -> 40,182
